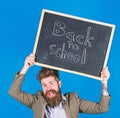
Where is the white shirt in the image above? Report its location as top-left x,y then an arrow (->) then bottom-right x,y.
44,95 -> 67,118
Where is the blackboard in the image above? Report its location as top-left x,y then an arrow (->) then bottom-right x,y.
33,9 -> 115,80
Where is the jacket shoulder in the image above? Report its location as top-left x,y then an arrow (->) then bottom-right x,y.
64,92 -> 79,101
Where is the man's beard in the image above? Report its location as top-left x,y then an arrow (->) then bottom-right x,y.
44,89 -> 62,108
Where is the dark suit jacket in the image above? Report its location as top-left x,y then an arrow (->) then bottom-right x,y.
9,74 -> 111,118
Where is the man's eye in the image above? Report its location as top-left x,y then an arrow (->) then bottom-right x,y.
42,84 -> 47,87
50,82 -> 54,85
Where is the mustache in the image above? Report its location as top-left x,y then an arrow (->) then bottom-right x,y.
45,89 -> 57,96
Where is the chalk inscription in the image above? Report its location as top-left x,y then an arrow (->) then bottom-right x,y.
49,21 -> 94,64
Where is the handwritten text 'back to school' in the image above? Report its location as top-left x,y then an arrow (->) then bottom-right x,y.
49,21 -> 95,64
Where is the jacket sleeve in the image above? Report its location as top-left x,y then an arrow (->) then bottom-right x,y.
8,73 -> 39,108
76,93 -> 111,114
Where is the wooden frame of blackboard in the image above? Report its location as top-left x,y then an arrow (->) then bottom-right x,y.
33,9 -> 115,80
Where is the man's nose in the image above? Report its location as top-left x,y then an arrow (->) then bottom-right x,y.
47,85 -> 51,91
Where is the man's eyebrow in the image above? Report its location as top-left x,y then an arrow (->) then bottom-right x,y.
49,80 -> 54,82
41,82 -> 46,85
41,80 -> 53,84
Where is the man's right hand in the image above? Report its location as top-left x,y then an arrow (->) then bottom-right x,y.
20,53 -> 35,74
24,53 -> 35,67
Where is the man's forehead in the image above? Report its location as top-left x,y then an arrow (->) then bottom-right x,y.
41,76 -> 56,83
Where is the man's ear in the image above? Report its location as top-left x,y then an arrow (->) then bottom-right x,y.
58,81 -> 62,88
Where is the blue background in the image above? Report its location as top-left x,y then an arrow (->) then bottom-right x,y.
0,0 -> 120,118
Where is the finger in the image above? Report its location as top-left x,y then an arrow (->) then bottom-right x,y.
30,53 -> 35,59
28,58 -> 35,65
25,57 -> 34,66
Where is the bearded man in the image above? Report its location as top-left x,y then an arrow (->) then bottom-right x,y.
9,53 -> 111,118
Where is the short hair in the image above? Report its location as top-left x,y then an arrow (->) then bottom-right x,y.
37,67 -> 59,82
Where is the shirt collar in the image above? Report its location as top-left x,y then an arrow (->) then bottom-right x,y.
62,94 -> 66,101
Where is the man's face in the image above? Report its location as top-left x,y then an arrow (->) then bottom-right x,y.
41,76 -> 62,107
41,76 -> 61,96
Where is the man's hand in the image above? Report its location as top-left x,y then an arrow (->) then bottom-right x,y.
24,53 -> 35,67
20,53 -> 35,74
101,66 -> 110,84
101,66 -> 110,96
